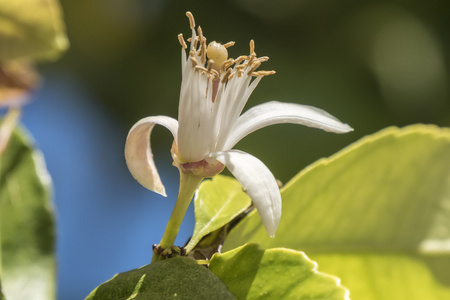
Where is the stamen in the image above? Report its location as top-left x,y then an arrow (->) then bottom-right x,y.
255,56 -> 269,63
223,41 -> 235,48
209,69 -> 220,81
221,68 -> 232,83
249,39 -> 255,55
247,53 -> 256,68
221,58 -> 234,71
197,26 -> 207,64
259,70 -> 276,76
186,11 -> 195,29
234,55 -> 248,64
248,61 -> 261,75
201,41 -> 207,64
195,65 -> 208,73
190,51 -> 198,66
178,34 -> 187,49
206,60 -> 214,72
192,37 -> 199,51
183,12 -> 277,79
252,70 -> 276,77
197,26 -> 204,41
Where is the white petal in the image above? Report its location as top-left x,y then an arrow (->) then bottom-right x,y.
209,150 -> 281,237
225,101 -> 354,149
124,116 -> 178,197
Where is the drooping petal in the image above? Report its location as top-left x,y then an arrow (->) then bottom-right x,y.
224,101 -> 354,149
209,149 -> 281,237
125,116 -> 178,197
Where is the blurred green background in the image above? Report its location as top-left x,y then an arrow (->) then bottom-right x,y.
45,0 -> 449,183
27,0 -> 450,298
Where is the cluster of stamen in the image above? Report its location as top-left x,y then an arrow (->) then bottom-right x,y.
177,12 -> 275,84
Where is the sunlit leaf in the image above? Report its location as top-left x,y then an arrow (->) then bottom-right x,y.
0,127 -> 55,300
185,175 -> 252,254
0,0 -> 69,61
224,124 -> 450,299
86,256 -> 236,300
209,243 -> 349,300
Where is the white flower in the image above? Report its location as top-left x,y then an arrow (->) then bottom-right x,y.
125,12 -> 353,237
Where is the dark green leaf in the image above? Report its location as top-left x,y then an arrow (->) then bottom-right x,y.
0,127 -> 55,299
86,257 -> 236,300
0,280 -> 5,300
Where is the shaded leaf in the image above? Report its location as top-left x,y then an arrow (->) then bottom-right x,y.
86,256 -> 236,300
0,0 -> 68,61
209,243 -> 349,300
0,108 -> 20,153
185,175 -> 252,254
224,125 -> 450,299
0,127 -> 55,300
0,280 -> 5,300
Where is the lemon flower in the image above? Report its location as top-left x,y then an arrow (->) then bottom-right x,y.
125,12 -> 352,253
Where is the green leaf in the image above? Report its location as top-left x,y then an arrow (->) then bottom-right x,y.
86,256 -> 236,300
209,243 -> 349,300
185,175 -> 252,254
0,280 -> 5,300
0,0 -> 69,61
0,127 -> 55,300
224,124 -> 450,299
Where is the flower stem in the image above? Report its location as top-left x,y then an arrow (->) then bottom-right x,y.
152,172 -> 203,262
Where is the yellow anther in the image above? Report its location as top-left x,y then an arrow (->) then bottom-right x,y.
250,39 -> 255,55
222,58 -> 234,71
259,70 -> 276,76
210,69 -> 220,81
221,68 -> 232,83
223,41 -> 235,48
248,61 -> 261,75
190,51 -> 198,66
256,56 -> 269,63
247,53 -> 256,67
178,34 -> 187,49
206,60 -> 214,72
186,12 -> 195,29
207,41 -> 228,71
235,56 -> 248,64
195,65 -> 208,73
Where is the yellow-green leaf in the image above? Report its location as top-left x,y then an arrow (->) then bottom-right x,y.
185,175 -> 252,254
224,124 -> 450,299
0,0 -> 68,61
209,244 -> 349,300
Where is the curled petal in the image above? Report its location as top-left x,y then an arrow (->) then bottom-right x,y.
209,150 -> 281,237
125,116 -> 178,197
225,101 -> 354,149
